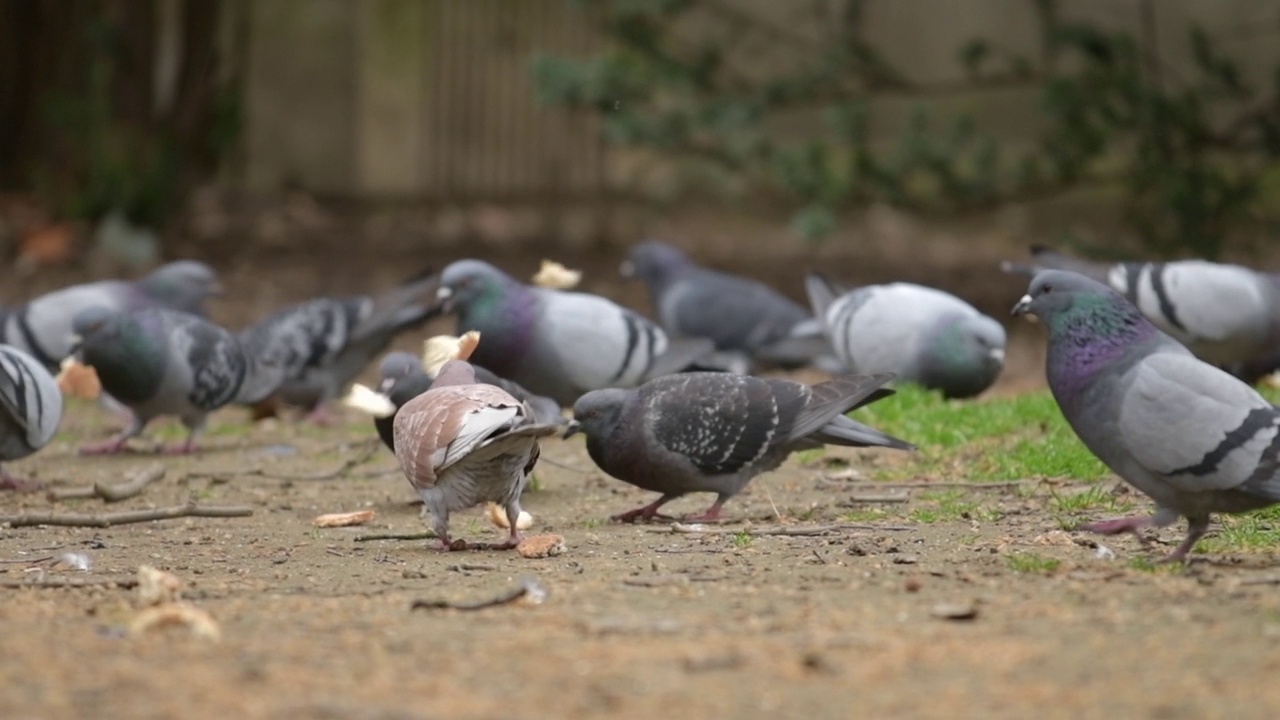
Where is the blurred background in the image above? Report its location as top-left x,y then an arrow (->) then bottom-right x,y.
3,0 -> 1280,327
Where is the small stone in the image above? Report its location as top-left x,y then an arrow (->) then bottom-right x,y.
930,602 -> 979,621
892,555 -> 919,565
904,577 -> 923,593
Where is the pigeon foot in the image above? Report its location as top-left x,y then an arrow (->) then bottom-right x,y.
1077,516 -> 1153,539
0,473 -> 45,493
80,438 -> 130,456
611,493 -> 679,523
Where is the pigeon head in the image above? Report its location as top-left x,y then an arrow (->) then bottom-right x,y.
568,388 -> 629,439
437,260 -> 515,314
432,359 -> 478,388
71,306 -> 124,346
1013,270 -> 1150,335
919,314 -> 1007,398
377,351 -> 425,393
620,240 -> 690,285
138,261 -> 222,313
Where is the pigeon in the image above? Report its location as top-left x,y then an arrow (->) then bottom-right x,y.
392,359 -> 558,550
565,371 -> 914,522
804,274 -> 1007,399
70,307 -> 285,455
237,272 -> 441,422
1003,245 -> 1280,382
370,351 -> 435,452
0,345 -> 63,491
436,259 -> 718,406
1,261 -> 222,371
1013,269 -> 1280,562
621,240 -> 827,369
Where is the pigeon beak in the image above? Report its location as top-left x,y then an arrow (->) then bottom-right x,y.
1011,294 -> 1033,317
561,419 -> 583,439
434,285 -> 455,312
618,260 -> 635,278
989,347 -> 1005,364
67,334 -> 83,357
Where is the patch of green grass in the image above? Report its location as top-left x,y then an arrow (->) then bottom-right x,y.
841,508 -> 896,522
851,385 -> 1109,483
1199,505 -> 1280,554
908,489 -> 1001,523
1006,552 -> 1062,574
731,531 -> 754,548
1047,485 -> 1135,527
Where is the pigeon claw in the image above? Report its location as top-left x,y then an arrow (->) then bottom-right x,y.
1076,516 -> 1153,539
0,474 -> 46,493
80,438 -> 130,456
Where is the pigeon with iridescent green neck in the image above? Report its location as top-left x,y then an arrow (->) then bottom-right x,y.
1,261 -> 221,371
805,274 -> 1006,399
436,259 -> 718,406
71,307 -> 284,455
1003,245 -> 1280,382
1015,269 -> 1280,562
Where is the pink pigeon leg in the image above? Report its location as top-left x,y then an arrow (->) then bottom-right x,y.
611,493 -> 680,523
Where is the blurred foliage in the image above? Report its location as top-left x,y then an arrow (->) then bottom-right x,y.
1,0 -> 235,231
534,0 -> 1280,256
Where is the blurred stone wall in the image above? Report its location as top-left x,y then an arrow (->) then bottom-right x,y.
236,0 -> 1280,199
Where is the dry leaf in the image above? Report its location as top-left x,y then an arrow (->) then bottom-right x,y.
130,602 -> 221,641
137,565 -> 184,606
485,502 -> 533,530
531,260 -> 582,289
313,510 -> 377,528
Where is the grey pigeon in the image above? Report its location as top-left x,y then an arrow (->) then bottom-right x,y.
566,372 -> 914,522
1014,269 -> 1280,562
71,307 -> 285,455
621,240 -> 828,369
371,351 -> 564,452
1003,245 -> 1280,382
805,274 -> 1007,399
436,259 -> 719,406
1,261 -> 221,371
0,345 -> 63,491
392,359 -> 558,550
237,272 -> 441,422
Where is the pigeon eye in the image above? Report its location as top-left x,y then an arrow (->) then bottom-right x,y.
1042,284 -> 1054,295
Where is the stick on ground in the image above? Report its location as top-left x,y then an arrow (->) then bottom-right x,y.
46,465 -> 166,503
0,502 -> 253,529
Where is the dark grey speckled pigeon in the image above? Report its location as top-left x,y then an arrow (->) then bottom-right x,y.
372,351 -> 565,453
1014,269 -> 1280,562
1,261 -> 221,371
71,307 -> 285,455
621,240 -> 828,369
1004,245 -> 1280,382
437,259 -> 719,406
566,371 -> 914,522
237,272 -> 440,422
0,345 -> 63,491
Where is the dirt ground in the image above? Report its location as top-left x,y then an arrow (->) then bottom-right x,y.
3,202 -> 1280,719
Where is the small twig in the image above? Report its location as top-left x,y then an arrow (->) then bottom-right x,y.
0,555 -> 53,564
648,522 -> 915,536
241,440 -> 382,482
0,502 -> 253,528
354,532 -> 438,543
46,465 -> 167,503
411,577 -> 547,611
837,481 -> 1031,490
536,456 -> 591,474
0,577 -> 139,590
1239,576 -> 1280,586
